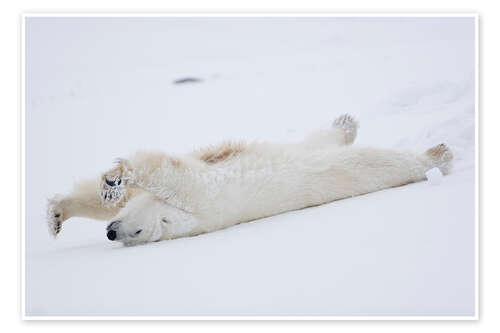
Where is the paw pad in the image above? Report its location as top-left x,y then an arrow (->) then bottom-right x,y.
100,175 -> 127,207
425,143 -> 454,175
100,159 -> 133,207
333,113 -> 358,144
47,197 -> 64,237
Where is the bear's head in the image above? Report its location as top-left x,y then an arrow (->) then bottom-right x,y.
105,192 -> 198,246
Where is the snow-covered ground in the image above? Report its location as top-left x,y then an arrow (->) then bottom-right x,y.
25,17 -> 475,317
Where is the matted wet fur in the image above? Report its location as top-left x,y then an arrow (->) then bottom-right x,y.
196,141 -> 247,164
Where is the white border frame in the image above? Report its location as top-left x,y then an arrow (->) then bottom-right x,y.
20,12 -> 479,321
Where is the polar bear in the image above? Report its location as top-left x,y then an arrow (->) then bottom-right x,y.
47,114 -> 453,246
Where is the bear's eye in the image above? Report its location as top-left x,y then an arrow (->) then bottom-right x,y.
162,218 -> 169,224
135,229 -> 142,235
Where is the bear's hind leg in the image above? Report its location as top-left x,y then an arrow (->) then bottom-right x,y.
424,143 -> 454,175
332,113 -> 358,145
299,114 -> 358,151
313,144 -> 455,202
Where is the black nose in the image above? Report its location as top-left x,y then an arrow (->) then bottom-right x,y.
107,230 -> 117,241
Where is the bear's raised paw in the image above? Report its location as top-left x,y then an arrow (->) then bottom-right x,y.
333,113 -> 358,145
100,158 -> 134,207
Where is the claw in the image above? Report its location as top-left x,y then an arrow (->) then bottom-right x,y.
47,196 -> 64,238
100,158 -> 132,206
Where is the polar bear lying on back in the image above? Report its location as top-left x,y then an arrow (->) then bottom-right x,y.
47,114 -> 453,246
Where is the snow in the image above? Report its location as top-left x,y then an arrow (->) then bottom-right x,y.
25,17 -> 475,317
426,167 -> 444,186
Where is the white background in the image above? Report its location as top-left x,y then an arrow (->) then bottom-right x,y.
0,0 -> 498,332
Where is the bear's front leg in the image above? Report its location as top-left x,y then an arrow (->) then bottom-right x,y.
100,151 -> 205,212
47,195 -> 65,236
48,178 -> 121,237
100,158 -> 134,207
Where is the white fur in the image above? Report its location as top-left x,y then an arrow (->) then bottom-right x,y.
47,115 -> 453,246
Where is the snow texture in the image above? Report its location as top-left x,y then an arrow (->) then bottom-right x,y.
426,167 -> 444,186
25,17 -> 475,317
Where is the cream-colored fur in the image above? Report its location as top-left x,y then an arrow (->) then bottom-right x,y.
47,114 -> 453,246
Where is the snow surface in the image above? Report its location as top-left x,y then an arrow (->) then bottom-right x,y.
426,167 -> 444,186
25,17 -> 475,317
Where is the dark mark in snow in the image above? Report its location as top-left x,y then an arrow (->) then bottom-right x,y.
173,77 -> 203,85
